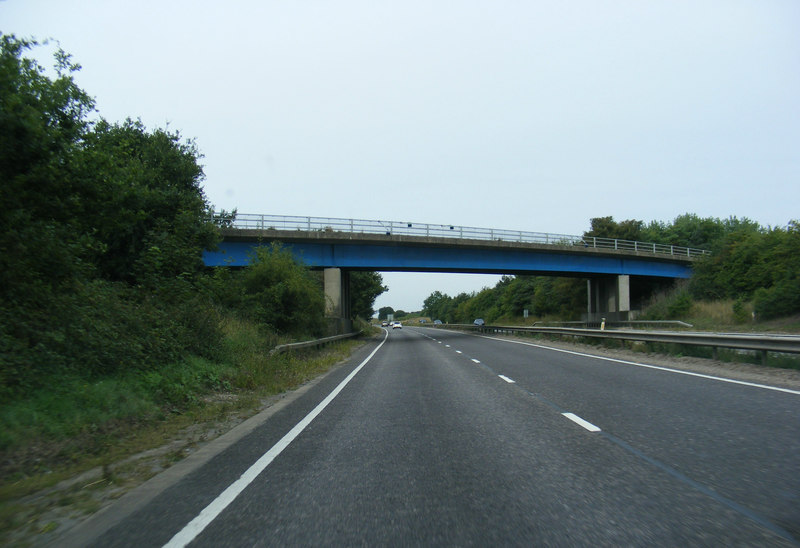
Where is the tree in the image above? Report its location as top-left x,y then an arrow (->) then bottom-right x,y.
0,35 -> 226,393
239,245 -> 325,337
0,34 -> 218,292
349,271 -> 387,320
0,34 -> 96,296
499,276 -> 537,317
74,118 -> 219,285
422,290 -> 468,323
584,216 -> 644,242
378,307 -> 395,321
422,291 -> 448,318
690,221 -> 800,312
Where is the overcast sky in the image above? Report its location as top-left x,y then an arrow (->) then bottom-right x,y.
4,1 -> 799,312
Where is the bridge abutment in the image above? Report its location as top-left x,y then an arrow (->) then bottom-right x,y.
324,268 -> 353,334
587,275 -> 630,323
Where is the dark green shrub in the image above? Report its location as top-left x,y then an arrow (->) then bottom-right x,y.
0,279 -> 227,399
732,299 -> 751,323
666,290 -> 693,319
239,245 -> 326,337
753,278 -> 800,320
640,285 -> 693,320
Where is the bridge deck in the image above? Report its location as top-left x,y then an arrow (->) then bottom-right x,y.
206,228 -> 697,278
213,213 -> 709,260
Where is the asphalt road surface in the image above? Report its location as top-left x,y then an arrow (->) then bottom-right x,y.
69,327 -> 800,546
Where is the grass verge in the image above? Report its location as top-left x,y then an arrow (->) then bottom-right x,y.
0,316 -> 369,545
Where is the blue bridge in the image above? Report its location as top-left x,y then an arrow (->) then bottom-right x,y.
204,214 -> 708,330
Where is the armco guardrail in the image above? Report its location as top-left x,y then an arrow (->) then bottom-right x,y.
214,213 -> 711,259
436,324 -> 800,363
268,332 -> 359,356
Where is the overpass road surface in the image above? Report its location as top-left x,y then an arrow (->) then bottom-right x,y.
69,328 -> 799,546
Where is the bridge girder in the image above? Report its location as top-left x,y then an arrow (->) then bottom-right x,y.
204,231 -> 696,330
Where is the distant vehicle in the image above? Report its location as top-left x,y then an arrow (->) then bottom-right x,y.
392,321 -> 403,329
433,319 -> 442,325
473,318 -> 485,326
381,321 -> 389,327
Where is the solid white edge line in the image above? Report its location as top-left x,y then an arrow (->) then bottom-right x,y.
498,375 -> 516,384
478,335 -> 800,396
563,412 -> 601,432
163,330 -> 390,548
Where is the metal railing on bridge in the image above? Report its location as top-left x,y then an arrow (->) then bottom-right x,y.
215,213 -> 711,259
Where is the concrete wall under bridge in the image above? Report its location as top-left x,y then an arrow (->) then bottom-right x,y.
587,275 -> 631,323
324,268 -> 352,335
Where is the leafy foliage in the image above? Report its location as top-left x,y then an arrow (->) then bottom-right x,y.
753,277 -> 800,320
689,222 -> 799,305
422,275 -> 587,324
1,35 -> 96,297
377,306 -> 395,320
422,291 -> 473,323
585,214 -> 800,319
0,35 -> 223,399
236,245 -> 326,337
349,271 -> 387,320
584,216 -> 644,241
73,119 -> 219,285
421,215 -> 800,324
639,284 -> 695,321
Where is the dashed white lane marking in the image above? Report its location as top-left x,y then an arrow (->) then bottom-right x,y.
562,412 -> 601,432
163,331 -> 390,548
471,359 -> 481,364
498,375 -> 516,384
455,350 -> 462,354
478,334 -> 800,396
445,344 -> 451,348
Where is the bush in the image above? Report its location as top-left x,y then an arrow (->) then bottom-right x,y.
666,290 -> 693,318
0,279 -> 225,399
753,277 -> 800,320
640,284 -> 694,321
732,299 -> 751,324
238,245 -> 326,337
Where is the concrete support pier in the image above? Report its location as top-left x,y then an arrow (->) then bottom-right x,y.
324,268 -> 352,334
587,275 -> 631,323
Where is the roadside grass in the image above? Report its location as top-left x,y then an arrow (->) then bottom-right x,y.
578,338 -> 800,370
0,315 -> 366,542
689,299 -> 740,326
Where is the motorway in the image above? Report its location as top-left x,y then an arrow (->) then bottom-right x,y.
73,327 -> 799,546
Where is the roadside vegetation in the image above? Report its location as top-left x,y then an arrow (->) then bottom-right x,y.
414,216 -> 800,371
418,216 -> 800,329
0,32 -> 386,524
